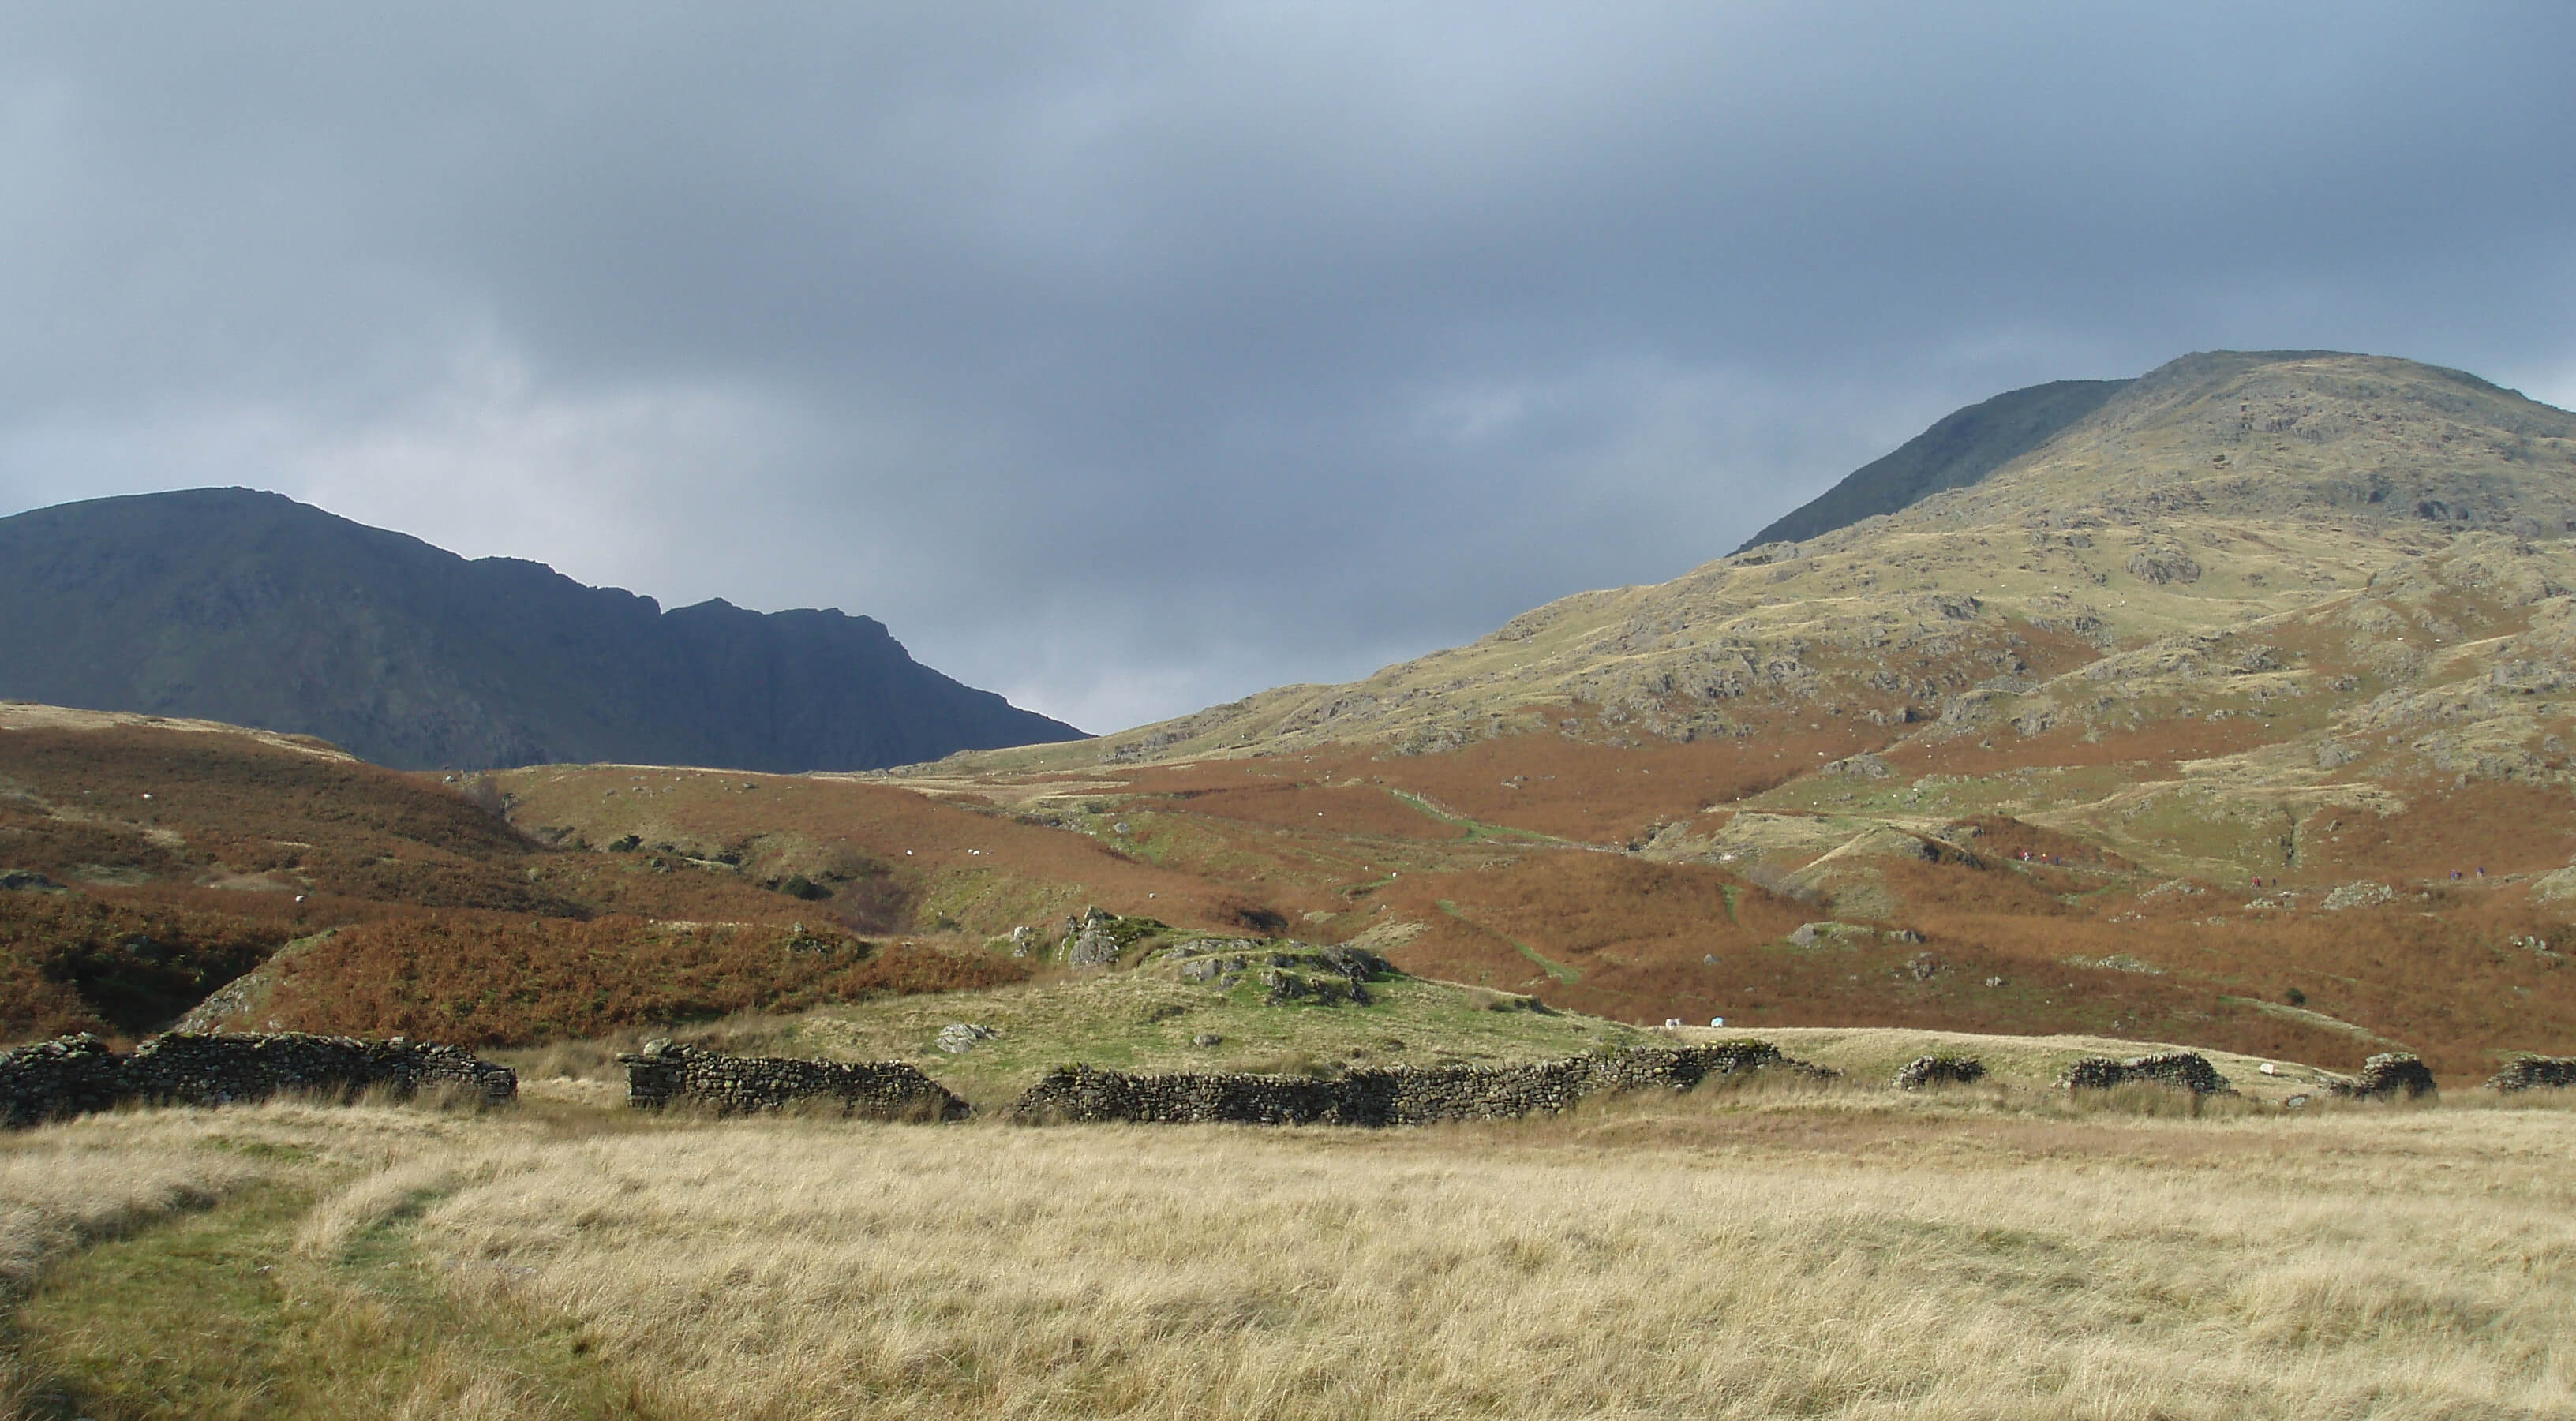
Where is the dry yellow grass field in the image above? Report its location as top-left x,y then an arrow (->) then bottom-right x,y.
7,1078 -> 2576,1419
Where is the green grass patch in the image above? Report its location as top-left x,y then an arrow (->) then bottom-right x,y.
787,954 -> 1643,1109
9,1175 -> 643,1419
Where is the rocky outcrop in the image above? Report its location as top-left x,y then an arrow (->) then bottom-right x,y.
1060,907 -> 1170,967
2486,1055 -> 2576,1091
2328,1052 -> 2437,1099
618,1040 -> 969,1120
2,1030 -> 517,1129
934,1023 -> 997,1054
1009,1042 -> 1813,1127
1166,938 -> 1391,1006
2057,1051 -> 2233,1095
1893,1054 -> 1986,1089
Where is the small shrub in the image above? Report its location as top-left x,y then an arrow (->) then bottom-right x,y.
777,874 -> 829,901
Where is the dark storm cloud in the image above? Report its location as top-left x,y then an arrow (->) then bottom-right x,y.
4,2 -> 2573,730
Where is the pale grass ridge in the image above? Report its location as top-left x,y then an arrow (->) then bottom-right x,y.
3,1101 -> 492,1296
399,1102 -> 2576,1420
9,1093 -> 2576,1419
0,1115 -> 265,1299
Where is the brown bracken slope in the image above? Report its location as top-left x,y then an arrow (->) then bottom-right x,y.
10,352 -> 2576,1080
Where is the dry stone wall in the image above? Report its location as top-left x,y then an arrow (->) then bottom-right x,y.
0,1035 -> 124,1127
1009,1041 -> 1808,1127
620,1041 -> 970,1120
2328,1052 -> 2438,1099
2057,1051 -> 2233,1095
2488,1055 -> 2576,1091
1893,1054 -> 1986,1089
2,1030 -> 517,1128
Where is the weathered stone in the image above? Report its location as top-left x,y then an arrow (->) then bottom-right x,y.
1893,1054 -> 1986,1090
1066,920 -> 1123,967
2125,548 -> 2203,585
0,1034 -> 124,1127
1,1030 -> 516,1129
2322,881 -> 2398,911
2057,1051 -> 2233,1095
935,1023 -> 997,1054
618,1041 -> 968,1120
2328,1052 -> 2437,1099
2486,1054 -> 2576,1091
1007,1042 -> 1823,1127
1061,907 -> 1171,967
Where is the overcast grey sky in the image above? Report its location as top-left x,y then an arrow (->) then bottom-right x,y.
4,3 -> 2572,732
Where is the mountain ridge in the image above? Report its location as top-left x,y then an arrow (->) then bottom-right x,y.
0,488 -> 1082,772
940,349 -> 2576,772
1732,376 -> 2133,552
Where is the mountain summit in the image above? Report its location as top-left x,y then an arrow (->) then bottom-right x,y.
1732,376 -> 2133,552
953,350 -> 2576,768
0,488 -> 1082,770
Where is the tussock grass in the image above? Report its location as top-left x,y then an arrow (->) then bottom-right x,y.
396,1097 -> 2576,1419
9,1082 -> 2576,1418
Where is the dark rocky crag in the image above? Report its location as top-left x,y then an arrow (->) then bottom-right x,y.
1,1030 -> 517,1128
1734,377 -> 2132,552
0,488 -> 1083,771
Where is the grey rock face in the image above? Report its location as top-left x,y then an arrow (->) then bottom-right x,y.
0,488 -> 1086,771
935,1023 -> 997,1054
1067,922 -> 1124,967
